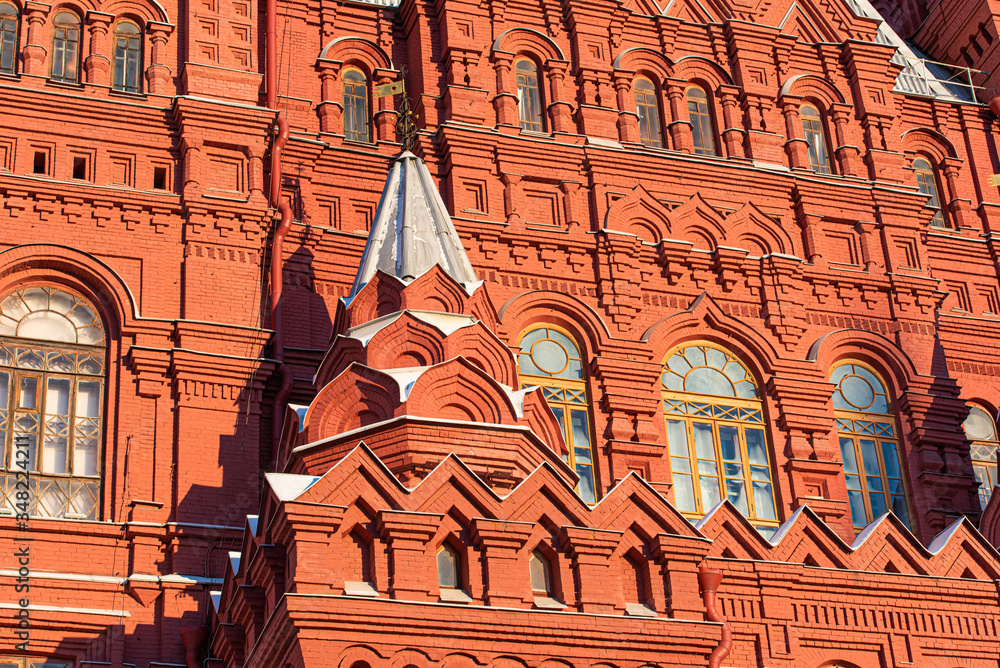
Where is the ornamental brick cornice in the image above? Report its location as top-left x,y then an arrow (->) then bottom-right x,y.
270,502 -> 346,545
470,518 -> 535,551
559,526 -> 622,558
376,510 -> 444,545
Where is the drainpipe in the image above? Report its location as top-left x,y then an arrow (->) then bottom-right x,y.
180,625 -> 208,668
265,0 -> 293,459
699,566 -> 732,668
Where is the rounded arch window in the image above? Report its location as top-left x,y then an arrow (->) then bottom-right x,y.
662,343 -> 778,534
964,404 -> 997,510
686,85 -> 717,156
113,20 -> 142,93
342,67 -> 370,143
0,2 -> 20,76
518,325 -> 597,503
913,157 -> 947,228
0,286 -> 106,520
800,103 -> 832,174
831,362 -> 911,532
51,11 -> 81,84
515,58 -> 544,133
634,77 -> 662,148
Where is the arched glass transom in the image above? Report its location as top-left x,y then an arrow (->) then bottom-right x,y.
965,404 -> 997,511
0,3 -> 19,76
914,157 -> 947,228
801,104 -> 832,175
113,21 -> 142,93
0,287 -> 105,520
519,326 -> 596,503
515,58 -> 544,133
343,67 -> 370,143
662,343 -> 778,534
831,363 -> 911,532
634,77 -> 662,148
687,86 -> 716,156
51,11 -> 81,84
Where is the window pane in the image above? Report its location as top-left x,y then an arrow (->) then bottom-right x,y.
848,490 -> 867,528
869,490 -> 887,518
77,380 -> 101,418
719,425 -> 740,462
45,376 -> 70,415
576,464 -> 596,504
698,465 -> 721,509
673,473 -> 696,512
666,419 -> 689,457
727,478 -> 749,515
692,422 -> 715,459
529,551 -> 551,594
19,376 -> 36,408
437,546 -> 458,588
859,439 -> 880,477
753,481 -> 776,520
745,428 -> 767,466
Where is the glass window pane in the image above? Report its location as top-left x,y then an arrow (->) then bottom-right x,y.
686,367 -> 735,397
671,456 -> 691,474
42,435 -> 67,474
45,377 -> 70,416
891,495 -> 910,528
848,490 -> 867,528
727,479 -> 749,515
840,437 -> 858,475
869,491 -> 887,518
569,409 -> 590,450
77,380 -> 101,418
74,437 -> 98,476
576,463 -> 596,504
745,428 -> 767,466
666,419 -> 689,457
692,422 -> 715,459
699,470 -> 721,510
529,551 -> 551,594
719,425 -> 740,462
753,482 -> 776,520
859,439 -> 881,477
881,442 -> 901,479
19,376 -> 36,409
673,473 -> 696,512
437,546 -> 458,588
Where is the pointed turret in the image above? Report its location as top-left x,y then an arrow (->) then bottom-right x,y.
348,151 -> 479,299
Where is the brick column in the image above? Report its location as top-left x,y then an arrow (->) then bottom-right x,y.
491,53 -> 518,128
316,61 -> 343,134
718,85 -> 746,159
377,510 -> 443,601
780,97 -> 810,170
145,22 -> 173,94
559,526 -> 622,613
942,157 -> 974,228
547,61 -> 574,134
471,518 -> 535,607
20,2 -> 50,77
271,502 -> 344,594
665,79 -> 693,153
830,103 -> 862,177
83,11 -> 112,86
613,72 -> 640,144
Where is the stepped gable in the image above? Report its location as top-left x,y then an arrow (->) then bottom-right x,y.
698,499 -> 1000,577
274,152 -> 570,492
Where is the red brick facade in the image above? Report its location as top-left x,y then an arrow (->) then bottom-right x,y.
2,0 -> 1000,665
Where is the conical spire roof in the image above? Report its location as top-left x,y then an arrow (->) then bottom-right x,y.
348,151 -> 479,299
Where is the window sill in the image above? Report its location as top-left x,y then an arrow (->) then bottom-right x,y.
109,88 -> 147,100
0,72 -> 20,82
47,79 -> 85,91
343,581 -> 379,597
532,596 -> 565,610
624,602 -> 657,617
439,588 -> 473,604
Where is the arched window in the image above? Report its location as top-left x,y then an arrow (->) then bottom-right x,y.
436,543 -> 460,589
0,286 -> 105,520
687,86 -> 716,156
0,3 -> 19,76
113,20 -> 142,93
964,405 -> 997,510
662,344 -> 778,534
800,104 -> 832,174
50,11 -> 81,84
515,58 -> 544,133
518,326 -> 597,503
913,157 -> 947,228
342,67 -> 369,143
634,77 -> 662,148
529,549 -> 553,597
831,363 -> 911,531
